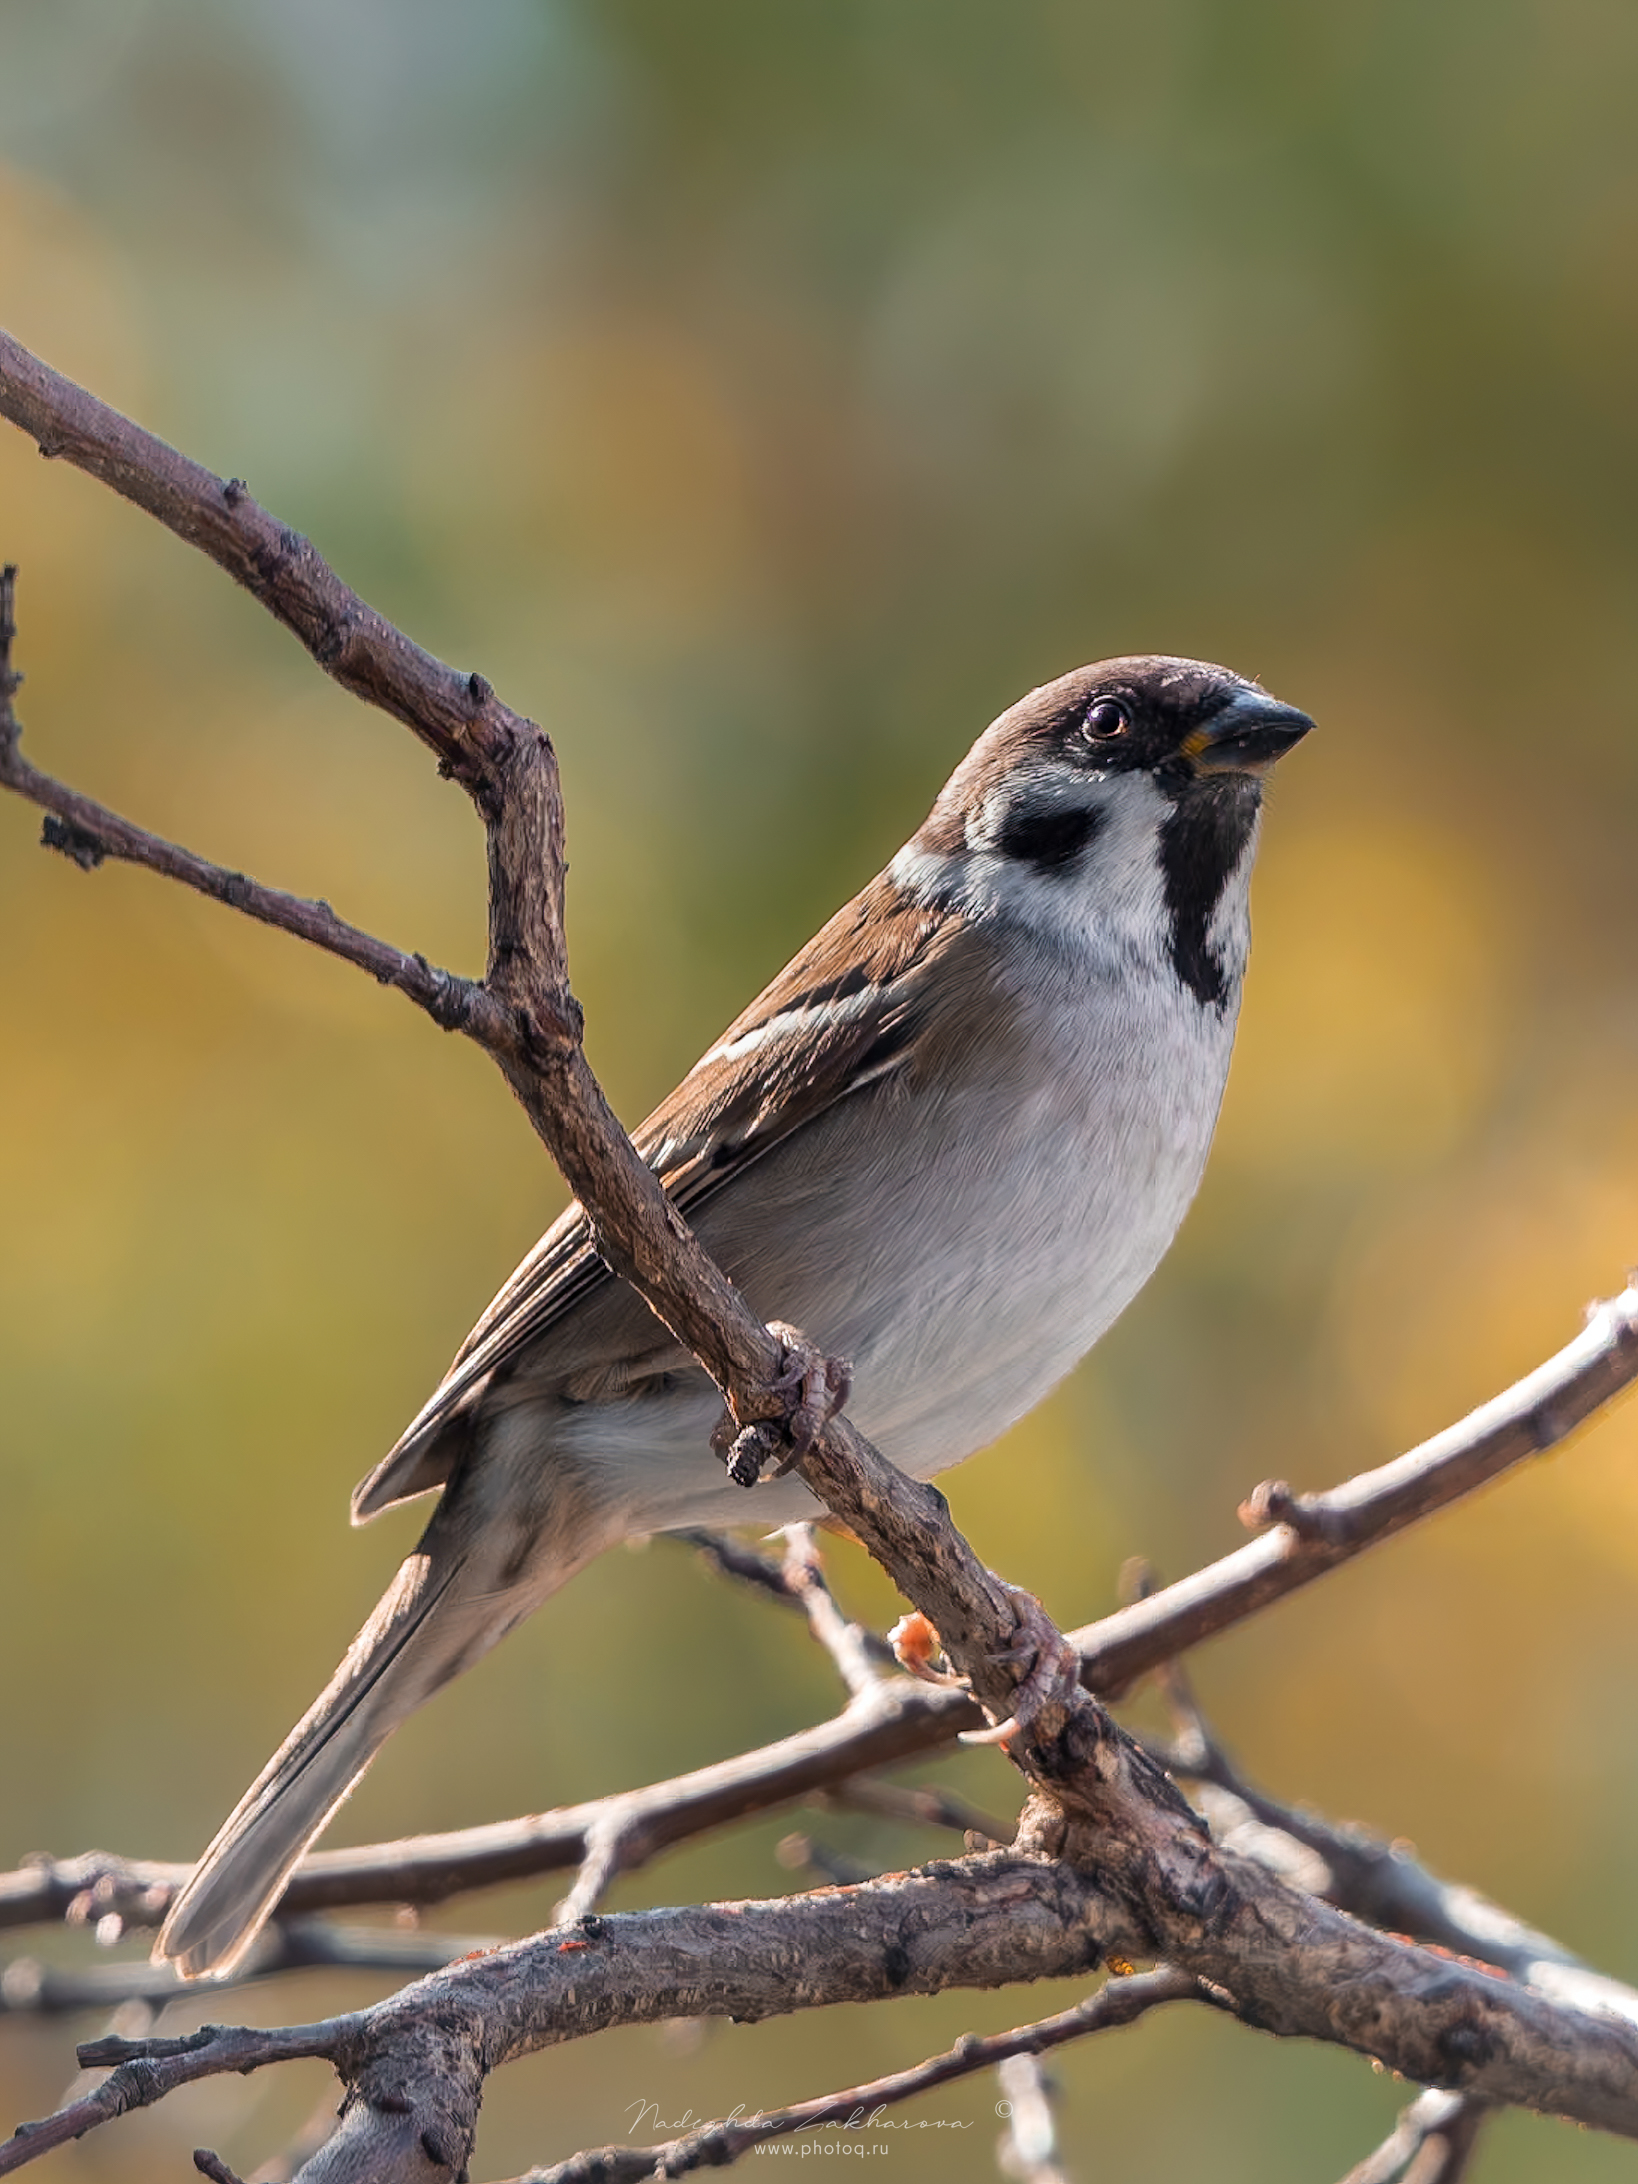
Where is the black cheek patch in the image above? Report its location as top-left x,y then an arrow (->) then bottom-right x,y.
994,800 -> 1105,874
1158,780 -> 1260,1007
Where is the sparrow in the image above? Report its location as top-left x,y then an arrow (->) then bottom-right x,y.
157,654 -> 1311,1978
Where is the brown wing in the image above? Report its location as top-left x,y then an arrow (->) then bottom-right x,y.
352,872 -> 959,1517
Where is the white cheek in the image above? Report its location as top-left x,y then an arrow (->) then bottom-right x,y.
895,775 -> 1260,1004
970,779 -> 1175,971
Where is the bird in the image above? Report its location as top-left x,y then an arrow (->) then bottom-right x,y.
156,653 -> 1311,1978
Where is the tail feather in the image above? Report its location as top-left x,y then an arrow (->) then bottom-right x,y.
157,1549 -> 472,1979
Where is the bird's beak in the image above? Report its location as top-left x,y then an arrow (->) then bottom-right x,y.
1183,691 -> 1314,776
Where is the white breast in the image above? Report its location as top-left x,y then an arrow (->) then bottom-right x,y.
570,959 -> 1241,1535
841,939 -> 1240,1474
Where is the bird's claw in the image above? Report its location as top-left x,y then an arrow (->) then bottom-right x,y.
959,1582 -> 1082,1748
715,1324 -> 853,1488
887,1586 -> 1080,1746
767,1322 -> 852,1469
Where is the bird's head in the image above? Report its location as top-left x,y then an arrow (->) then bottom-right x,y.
900,656 -> 1313,1007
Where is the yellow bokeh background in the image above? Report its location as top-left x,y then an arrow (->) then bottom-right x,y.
3,6 -> 1637,2177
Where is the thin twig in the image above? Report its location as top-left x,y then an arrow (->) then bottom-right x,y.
0,1922 -> 500,2017
1144,1666 -> 1638,2026
516,1968 -> 1199,2182
1072,1281 -> 1638,1695
0,358 -> 513,779
0,2019 -> 351,2177
677,1529 -> 801,1607
0,710 -> 489,1027
551,1816 -> 636,1929
1339,2087 -> 1485,2184
774,1831 -> 879,1888
0,329 -> 793,1423
191,2151 -> 248,2184
821,1774 -> 1017,1850
0,566 -> 20,744
779,1524 -> 887,1700
679,1528 -> 898,1681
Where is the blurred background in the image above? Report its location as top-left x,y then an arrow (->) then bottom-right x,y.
3,2 -> 1637,2176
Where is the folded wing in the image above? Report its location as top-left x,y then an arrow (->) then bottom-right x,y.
351,874 -> 960,1519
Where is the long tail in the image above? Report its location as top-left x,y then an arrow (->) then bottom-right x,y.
157,1536 -> 537,1980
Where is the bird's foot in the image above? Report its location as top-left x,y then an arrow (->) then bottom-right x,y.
960,1582 -> 1083,1748
716,1323 -> 853,1488
887,1585 -> 1081,1746
767,1322 -> 853,1468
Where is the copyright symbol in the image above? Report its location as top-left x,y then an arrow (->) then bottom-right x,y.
995,2100 -> 1013,2118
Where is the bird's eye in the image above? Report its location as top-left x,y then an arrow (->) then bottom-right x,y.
1084,698 -> 1130,740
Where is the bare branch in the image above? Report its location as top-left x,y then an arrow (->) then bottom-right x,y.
192,2149 -> 249,2184
779,1524 -> 888,1700
0,1923 -> 499,2018
677,1529 -> 805,1607
1070,1279 -> 1638,1693
621,1551 -> 943,1927
522,1968 -> 1197,2183
0,1679 -> 978,1938
821,1774 -> 1017,1850
0,2018 -> 349,2178
0,1855 -> 184,1938
773,1831 -> 879,1888
549,1817 -> 635,1930
4,1284 -> 1636,1965
0,565 -> 19,737
0,1854 -> 1140,2178
1339,2087 -> 1485,2184
679,1529 -> 898,1678
18,1840 -> 1638,2184
0,343 -> 522,779
0,331 -> 788,1421
0,622 -> 485,1034
1147,1664 -> 1638,2026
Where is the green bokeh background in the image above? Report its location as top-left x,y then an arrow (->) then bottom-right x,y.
3,4 -> 1637,2176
